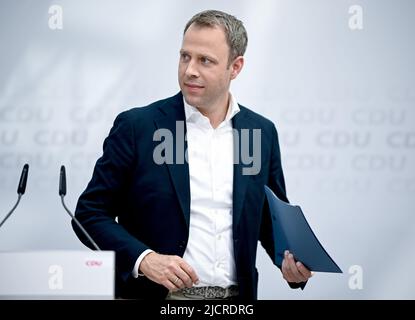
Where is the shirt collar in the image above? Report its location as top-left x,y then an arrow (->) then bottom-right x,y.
183,92 -> 240,123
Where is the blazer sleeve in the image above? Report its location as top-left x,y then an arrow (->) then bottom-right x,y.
73,111 -> 150,282
259,123 -> 307,290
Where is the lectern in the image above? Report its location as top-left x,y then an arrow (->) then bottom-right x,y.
0,250 -> 115,299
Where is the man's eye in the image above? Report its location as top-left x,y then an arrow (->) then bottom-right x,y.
181,54 -> 190,61
201,57 -> 211,65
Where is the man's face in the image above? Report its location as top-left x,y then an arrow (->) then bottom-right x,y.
178,24 -> 243,112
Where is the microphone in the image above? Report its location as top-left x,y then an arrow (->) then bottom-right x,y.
59,165 -> 100,250
0,164 -> 29,228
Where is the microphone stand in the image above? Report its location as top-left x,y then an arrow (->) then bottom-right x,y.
59,165 -> 100,251
60,195 -> 100,251
0,164 -> 29,228
0,194 -> 22,228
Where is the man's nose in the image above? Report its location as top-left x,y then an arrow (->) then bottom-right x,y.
185,60 -> 199,78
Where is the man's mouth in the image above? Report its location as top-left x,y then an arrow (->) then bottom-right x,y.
184,83 -> 204,91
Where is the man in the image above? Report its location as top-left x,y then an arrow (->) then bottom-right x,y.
73,10 -> 312,300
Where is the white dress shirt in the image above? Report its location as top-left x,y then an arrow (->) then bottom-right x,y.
133,93 -> 239,288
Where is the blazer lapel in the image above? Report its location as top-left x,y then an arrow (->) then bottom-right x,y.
232,109 -> 251,230
154,93 -> 191,228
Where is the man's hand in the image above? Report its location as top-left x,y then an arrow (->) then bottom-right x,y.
139,252 -> 199,292
282,250 -> 313,283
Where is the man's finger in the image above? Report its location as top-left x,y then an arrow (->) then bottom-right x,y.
179,259 -> 199,285
296,261 -> 312,279
282,255 -> 295,282
174,266 -> 193,288
287,254 -> 307,282
163,280 -> 177,292
170,276 -> 185,289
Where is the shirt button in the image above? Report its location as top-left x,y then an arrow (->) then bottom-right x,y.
217,234 -> 222,240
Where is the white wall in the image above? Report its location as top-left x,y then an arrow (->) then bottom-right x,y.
0,0 -> 414,299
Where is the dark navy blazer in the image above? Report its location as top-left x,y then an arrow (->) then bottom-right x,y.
73,92 -> 298,299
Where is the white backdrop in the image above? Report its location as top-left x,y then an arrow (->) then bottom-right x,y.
0,0 -> 414,299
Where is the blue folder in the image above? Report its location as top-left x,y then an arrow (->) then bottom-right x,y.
264,185 -> 342,273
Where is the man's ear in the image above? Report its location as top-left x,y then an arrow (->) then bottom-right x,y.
230,56 -> 244,80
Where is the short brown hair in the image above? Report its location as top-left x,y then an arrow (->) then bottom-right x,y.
184,10 -> 248,64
